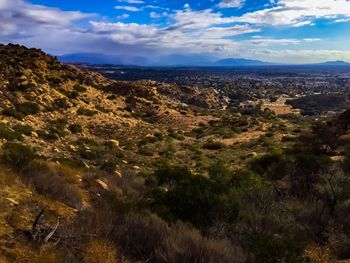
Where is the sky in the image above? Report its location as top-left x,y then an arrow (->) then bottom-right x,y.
1,0 -> 350,64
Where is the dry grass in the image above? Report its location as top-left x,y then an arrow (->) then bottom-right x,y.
21,160 -> 85,209
303,245 -> 333,263
15,245 -> 62,263
84,239 -> 118,263
113,212 -> 244,263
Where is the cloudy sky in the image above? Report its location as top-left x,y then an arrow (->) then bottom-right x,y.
1,0 -> 350,64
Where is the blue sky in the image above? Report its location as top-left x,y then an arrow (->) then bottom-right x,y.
1,0 -> 350,64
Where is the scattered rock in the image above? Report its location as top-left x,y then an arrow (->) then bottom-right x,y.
122,160 -> 128,164
114,170 -> 122,177
6,198 -> 19,206
31,131 -> 39,138
106,139 -> 120,148
95,179 -> 109,190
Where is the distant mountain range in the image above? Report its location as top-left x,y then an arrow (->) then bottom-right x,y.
59,53 -> 350,67
214,58 -> 271,66
314,61 -> 350,66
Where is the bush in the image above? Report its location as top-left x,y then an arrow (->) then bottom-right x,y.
247,233 -> 304,263
13,124 -> 33,136
15,102 -> 40,115
69,123 -> 83,134
54,97 -> 69,109
22,161 -> 84,208
77,107 -> 96,116
2,102 -> 40,119
0,124 -> 23,141
148,171 -> 220,226
203,140 -> 225,150
73,84 -> 87,92
1,142 -> 34,170
2,107 -> 25,120
46,118 -> 68,139
112,213 -> 242,263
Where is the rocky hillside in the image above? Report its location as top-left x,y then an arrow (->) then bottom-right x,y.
2,44 -> 350,263
0,44 -> 242,262
0,44 -> 228,163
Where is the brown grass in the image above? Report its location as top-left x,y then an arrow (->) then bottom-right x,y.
84,239 -> 118,263
21,160 -> 85,209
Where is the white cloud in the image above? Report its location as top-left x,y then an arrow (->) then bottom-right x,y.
117,0 -> 144,4
218,0 -> 245,8
117,14 -> 130,19
1,0 -> 350,64
233,0 -> 350,27
150,12 -> 168,19
0,0 -> 92,37
114,5 -> 141,12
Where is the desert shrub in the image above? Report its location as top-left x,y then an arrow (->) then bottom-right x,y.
100,161 -> 117,173
78,148 -> 100,160
54,97 -> 69,109
13,124 -> 33,136
2,102 -> 39,119
84,239 -> 118,263
148,172 -> 220,226
69,123 -> 83,134
1,142 -> 34,170
107,94 -> 117,100
168,129 -> 185,141
112,212 -> 242,263
16,102 -> 40,115
139,146 -> 154,156
65,90 -> 80,99
113,213 -> 169,261
2,107 -> 25,120
73,83 -> 87,92
0,124 -> 23,141
250,151 -> 288,180
21,161 -> 84,208
152,162 -> 192,185
77,107 -> 96,116
157,223 -> 242,263
247,233 -> 304,263
46,118 -> 68,139
203,140 -> 225,150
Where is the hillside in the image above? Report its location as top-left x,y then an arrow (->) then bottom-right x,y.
1,44 -> 350,262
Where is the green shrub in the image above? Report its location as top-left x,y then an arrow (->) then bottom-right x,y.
13,124 -> 33,136
247,233 -> 304,263
73,84 -> 86,92
203,140 -> 225,150
65,90 -> 79,99
148,166 -> 220,226
2,107 -> 25,120
54,97 -> 69,109
16,102 -> 40,115
100,161 -> 117,173
112,213 -> 240,263
0,124 -> 23,141
46,118 -> 68,139
77,107 -> 96,116
69,123 -> 83,134
1,142 -> 34,170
